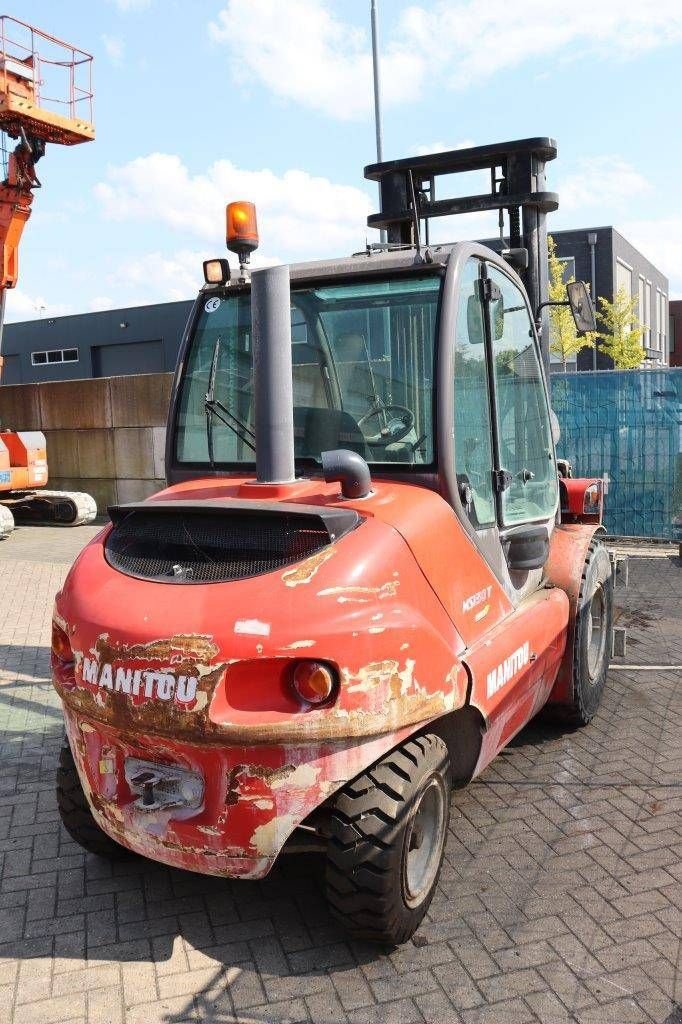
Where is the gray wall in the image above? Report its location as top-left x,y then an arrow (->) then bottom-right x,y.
0,372 -> 173,510
2,300 -> 192,385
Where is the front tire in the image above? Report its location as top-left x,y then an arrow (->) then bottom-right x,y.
324,734 -> 450,944
56,740 -> 127,859
568,540 -> 613,725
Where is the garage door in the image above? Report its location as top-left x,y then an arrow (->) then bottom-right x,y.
92,339 -> 164,378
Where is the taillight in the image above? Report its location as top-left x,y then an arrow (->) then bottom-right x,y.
291,661 -> 338,706
51,621 -> 73,665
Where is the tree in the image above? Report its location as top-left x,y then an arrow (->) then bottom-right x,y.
596,288 -> 644,369
547,235 -> 596,370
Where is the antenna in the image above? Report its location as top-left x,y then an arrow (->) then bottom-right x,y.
369,0 -> 386,246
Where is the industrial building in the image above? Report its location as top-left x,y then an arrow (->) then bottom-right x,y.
548,227 -> 669,371
1,300 -> 192,385
0,227 -> 669,385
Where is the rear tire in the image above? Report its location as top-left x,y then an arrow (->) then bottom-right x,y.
56,740 -> 126,859
324,734 -> 450,945
566,540 -> 613,725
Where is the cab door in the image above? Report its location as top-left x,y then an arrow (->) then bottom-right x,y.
448,254 -> 560,599
445,252 -> 567,744
484,261 -> 560,573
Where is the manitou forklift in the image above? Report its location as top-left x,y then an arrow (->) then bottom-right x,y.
52,138 -> 612,944
0,16 -> 97,538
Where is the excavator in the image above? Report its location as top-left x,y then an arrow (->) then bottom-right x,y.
0,15 -> 97,538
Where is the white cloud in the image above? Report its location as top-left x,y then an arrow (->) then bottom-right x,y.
4,288 -> 73,323
209,0 -> 682,120
209,0 -> 423,120
110,249 -> 208,302
558,157 -> 651,212
102,34 -> 124,67
94,153 -> 374,259
401,0 -> 682,89
618,218 -> 682,298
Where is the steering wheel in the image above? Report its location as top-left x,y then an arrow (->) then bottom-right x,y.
357,404 -> 415,447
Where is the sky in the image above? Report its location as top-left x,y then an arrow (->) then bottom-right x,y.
6,0 -> 682,323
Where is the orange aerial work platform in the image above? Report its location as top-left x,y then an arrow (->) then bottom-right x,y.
0,15 -> 94,145
0,15 -> 95,289
0,15 -> 97,536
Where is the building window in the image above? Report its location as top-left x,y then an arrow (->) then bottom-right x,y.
616,260 -> 633,333
31,347 -> 79,366
638,277 -> 649,347
670,313 -> 676,354
616,259 -> 632,298
657,293 -> 666,354
645,282 -> 651,346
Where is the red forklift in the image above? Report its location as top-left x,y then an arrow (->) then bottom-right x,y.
52,139 -> 612,944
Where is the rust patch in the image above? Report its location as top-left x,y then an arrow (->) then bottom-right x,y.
225,767 -> 242,806
94,633 -> 219,664
345,659 -> 413,698
282,546 -> 336,587
317,581 -> 399,603
235,763 -> 297,784
56,654 -> 228,742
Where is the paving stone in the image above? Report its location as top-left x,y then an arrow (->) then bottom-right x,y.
1,531 -> 680,1024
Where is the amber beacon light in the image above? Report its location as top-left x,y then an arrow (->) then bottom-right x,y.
226,201 -> 259,268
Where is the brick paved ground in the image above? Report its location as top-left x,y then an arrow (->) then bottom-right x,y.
0,525 -> 680,1024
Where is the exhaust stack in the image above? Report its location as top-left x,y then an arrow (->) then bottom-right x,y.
251,264 -> 296,484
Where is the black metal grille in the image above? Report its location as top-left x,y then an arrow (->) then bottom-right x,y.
105,508 -> 333,584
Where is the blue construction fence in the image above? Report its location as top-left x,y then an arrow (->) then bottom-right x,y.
552,368 -> 682,540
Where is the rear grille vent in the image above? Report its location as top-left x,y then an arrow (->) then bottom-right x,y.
104,502 -> 359,584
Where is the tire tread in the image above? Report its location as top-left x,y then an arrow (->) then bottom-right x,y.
324,734 -> 450,944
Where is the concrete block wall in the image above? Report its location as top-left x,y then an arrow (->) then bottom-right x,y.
0,372 -> 173,513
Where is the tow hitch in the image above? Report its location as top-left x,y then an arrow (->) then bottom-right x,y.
125,758 -> 204,812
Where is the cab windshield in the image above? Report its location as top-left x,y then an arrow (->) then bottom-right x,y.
175,273 -> 441,468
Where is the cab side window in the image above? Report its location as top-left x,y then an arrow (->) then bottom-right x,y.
454,259 -> 495,527
487,265 -> 558,525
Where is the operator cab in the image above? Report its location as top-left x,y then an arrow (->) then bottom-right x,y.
165,139 -> 595,604
174,256 -> 441,473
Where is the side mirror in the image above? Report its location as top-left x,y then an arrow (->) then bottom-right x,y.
566,281 -> 596,334
466,294 -> 485,344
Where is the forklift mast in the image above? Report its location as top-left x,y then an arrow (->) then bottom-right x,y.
364,137 -> 558,370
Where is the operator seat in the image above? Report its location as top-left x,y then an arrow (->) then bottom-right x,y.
293,406 -> 368,459
334,331 -> 379,421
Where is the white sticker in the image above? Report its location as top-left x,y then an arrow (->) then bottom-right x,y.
204,297 -> 221,313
